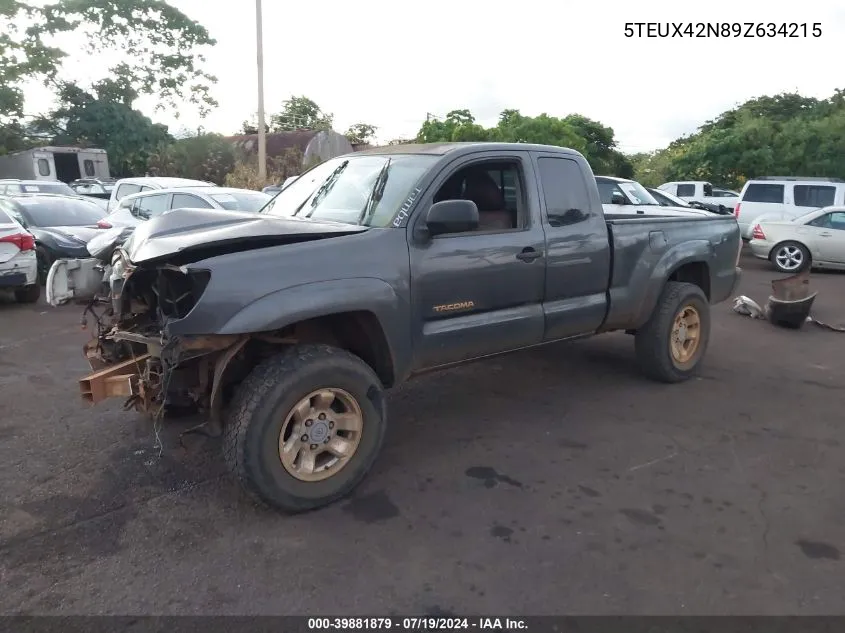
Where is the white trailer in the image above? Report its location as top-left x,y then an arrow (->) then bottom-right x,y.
0,147 -> 110,183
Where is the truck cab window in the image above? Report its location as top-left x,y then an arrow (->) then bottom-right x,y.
538,157 -> 591,226
432,161 -> 524,232
676,184 -> 695,197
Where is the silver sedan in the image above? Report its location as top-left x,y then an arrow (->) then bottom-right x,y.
748,206 -> 845,273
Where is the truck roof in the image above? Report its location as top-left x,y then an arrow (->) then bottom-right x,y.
354,142 -> 584,158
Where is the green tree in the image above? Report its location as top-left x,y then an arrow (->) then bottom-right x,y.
417,110 -> 489,143
345,123 -> 377,145
270,96 -> 333,132
415,108 -> 633,176
644,90 -> 845,188
31,82 -> 172,177
1,0 -> 217,152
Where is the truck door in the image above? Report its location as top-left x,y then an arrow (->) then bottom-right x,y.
408,151 -> 546,370
32,152 -> 54,181
533,153 -> 611,340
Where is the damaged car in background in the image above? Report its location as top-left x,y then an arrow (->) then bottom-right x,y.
46,143 -> 741,514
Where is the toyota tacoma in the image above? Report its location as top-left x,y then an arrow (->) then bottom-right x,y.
47,142 -> 742,513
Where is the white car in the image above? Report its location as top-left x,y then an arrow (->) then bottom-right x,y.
748,206 -> 845,273
0,205 -> 39,303
597,176 -> 711,217
734,177 -> 845,240
658,181 -> 739,211
100,186 -> 272,229
106,176 -> 217,211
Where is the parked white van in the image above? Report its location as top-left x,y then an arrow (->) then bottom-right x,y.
734,177 -> 845,240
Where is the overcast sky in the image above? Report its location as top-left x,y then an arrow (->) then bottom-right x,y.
24,0 -> 845,153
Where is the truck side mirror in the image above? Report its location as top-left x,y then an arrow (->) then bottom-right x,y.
611,192 -> 627,205
425,199 -> 479,236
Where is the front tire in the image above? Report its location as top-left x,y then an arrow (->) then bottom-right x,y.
635,281 -> 711,383
223,344 -> 387,513
770,241 -> 810,273
14,284 -> 41,304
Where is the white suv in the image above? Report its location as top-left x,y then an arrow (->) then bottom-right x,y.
735,177 -> 845,239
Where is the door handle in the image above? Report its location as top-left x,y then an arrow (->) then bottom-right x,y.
516,248 -> 543,262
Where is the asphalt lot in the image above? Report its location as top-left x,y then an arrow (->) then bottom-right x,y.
0,250 -> 843,616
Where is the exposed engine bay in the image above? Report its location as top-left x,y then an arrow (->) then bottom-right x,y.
49,206 -> 372,435
59,222 -> 340,433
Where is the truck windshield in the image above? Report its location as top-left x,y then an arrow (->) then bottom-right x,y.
260,154 -> 437,227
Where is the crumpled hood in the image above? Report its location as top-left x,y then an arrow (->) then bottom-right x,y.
123,207 -> 369,264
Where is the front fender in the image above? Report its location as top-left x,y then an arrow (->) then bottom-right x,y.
217,277 -> 400,334
212,277 -> 411,379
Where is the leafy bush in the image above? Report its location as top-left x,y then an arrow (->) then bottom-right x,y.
147,133 -> 236,184
223,147 -> 305,190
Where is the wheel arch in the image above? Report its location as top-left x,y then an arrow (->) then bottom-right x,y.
768,239 -> 812,269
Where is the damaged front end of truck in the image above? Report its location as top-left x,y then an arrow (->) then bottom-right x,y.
77,253 -> 240,425
51,207 -> 370,433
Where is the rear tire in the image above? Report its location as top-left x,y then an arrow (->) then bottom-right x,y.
635,281 -> 710,383
222,344 -> 387,514
770,241 -> 810,274
14,284 -> 41,304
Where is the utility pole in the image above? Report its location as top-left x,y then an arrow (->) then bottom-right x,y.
255,0 -> 267,181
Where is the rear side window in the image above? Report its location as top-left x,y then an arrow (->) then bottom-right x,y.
37,159 -> 50,176
538,157 -> 592,226
742,183 -> 784,204
171,193 -> 213,209
133,194 -> 169,220
808,211 -> 845,230
793,184 -> 835,208
116,183 -> 142,200
676,184 -> 695,197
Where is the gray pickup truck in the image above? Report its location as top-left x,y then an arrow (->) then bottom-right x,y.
58,142 -> 741,513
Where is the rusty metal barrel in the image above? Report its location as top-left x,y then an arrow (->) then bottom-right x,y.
766,270 -> 817,329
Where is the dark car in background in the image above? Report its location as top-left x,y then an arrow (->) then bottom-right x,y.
0,194 -> 105,283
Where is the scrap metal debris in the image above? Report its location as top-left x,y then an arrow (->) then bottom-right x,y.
732,295 -> 766,319
732,270 -> 844,332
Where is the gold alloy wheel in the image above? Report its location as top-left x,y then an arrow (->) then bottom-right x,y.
670,305 -> 701,365
278,388 -> 363,482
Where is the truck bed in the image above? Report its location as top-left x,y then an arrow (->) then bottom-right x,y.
601,213 -> 741,331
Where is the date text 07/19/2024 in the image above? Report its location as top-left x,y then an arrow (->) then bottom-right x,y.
307,618 -> 527,631
624,22 -> 822,38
